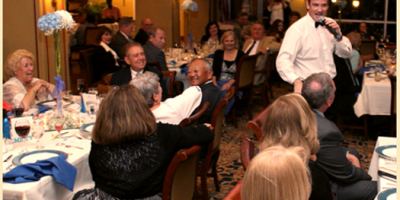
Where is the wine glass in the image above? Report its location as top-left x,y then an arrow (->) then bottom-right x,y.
63,90 -> 73,102
54,114 -> 65,146
15,119 -> 30,153
32,119 -> 44,149
376,48 -> 385,60
12,103 -> 25,117
87,101 -> 97,118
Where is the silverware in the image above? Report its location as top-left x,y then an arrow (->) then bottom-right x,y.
65,145 -> 83,150
6,164 -> 13,170
3,155 -> 13,162
52,131 -> 69,139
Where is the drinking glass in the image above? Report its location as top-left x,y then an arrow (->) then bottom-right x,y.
77,79 -> 85,93
88,87 -> 98,96
376,48 -> 385,60
32,119 -> 44,149
54,114 -> 65,146
12,103 -> 25,117
15,119 -> 30,153
87,101 -> 97,117
63,90 -> 73,102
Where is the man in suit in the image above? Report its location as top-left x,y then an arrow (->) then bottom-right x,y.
110,42 -> 162,86
111,17 -> 135,58
242,22 -> 281,86
134,18 -> 153,45
143,27 -> 168,72
187,58 -> 221,124
233,12 -> 250,49
302,72 -> 377,200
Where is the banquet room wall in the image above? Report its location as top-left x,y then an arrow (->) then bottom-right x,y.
89,0 -> 135,21
3,0 -> 71,89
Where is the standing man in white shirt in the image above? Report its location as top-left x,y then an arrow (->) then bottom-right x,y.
276,0 -> 352,93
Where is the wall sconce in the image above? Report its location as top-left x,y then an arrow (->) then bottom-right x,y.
353,0 -> 360,8
332,0 -> 337,2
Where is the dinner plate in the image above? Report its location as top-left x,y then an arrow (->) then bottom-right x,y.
80,122 -> 94,134
366,72 -> 388,79
377,188 -> 396,200
37,100 -> 72,107
12,150 -> 67,165
376,145 -> 397,160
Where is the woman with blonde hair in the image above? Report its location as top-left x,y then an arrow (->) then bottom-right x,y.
74,85 -> 214,199
3,49 -> 55,110
241,145 -> 311,200
259,93 -> 333,200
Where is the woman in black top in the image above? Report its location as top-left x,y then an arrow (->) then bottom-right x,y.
73,85 -> 214,199
200,21 -> 222,46
212,30 -> 245,115
91,26 -> 120,83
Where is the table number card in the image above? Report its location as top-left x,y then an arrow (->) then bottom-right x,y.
82,93 -> 98,115
10,116 -> 34,143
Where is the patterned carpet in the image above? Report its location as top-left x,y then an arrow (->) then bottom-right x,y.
201,82 -> 378,200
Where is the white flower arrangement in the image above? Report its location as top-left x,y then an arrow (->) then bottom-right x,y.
37,10 -> 75,36
181,0 -> 198,12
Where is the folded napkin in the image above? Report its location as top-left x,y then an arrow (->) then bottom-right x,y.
3,154 -> 77,191
38,106 -> 52,114
181,66 -> 189,75
207,54 -> 214,59
167,60 -> 177,65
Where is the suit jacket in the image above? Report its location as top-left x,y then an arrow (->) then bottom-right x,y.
134,29 -> 149,46
196,82 -> 221,124
92,45 -> 120,83
110,65 -> 163,86
111,31 -> 132,58
314,110 -> 372,183
143,41 -> 168,71
242,36 -> 281,70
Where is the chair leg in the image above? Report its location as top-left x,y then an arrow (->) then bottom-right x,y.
363,115 -> 368,137
211,162 -> 220,191
247,97 -> 253,120
200,172 -> 209,200
233,102 -> 238,128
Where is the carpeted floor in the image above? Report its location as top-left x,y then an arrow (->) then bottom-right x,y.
203,82 -> 377,200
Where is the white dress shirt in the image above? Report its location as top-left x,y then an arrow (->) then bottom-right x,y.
130,69 -> 144,80
276,13 -> 352,84
244,40 -> 260,56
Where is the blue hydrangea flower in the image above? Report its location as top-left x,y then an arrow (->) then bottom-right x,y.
191,2 -> 198,12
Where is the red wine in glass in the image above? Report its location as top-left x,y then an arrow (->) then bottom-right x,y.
55,124 -> 63,132
12,108 -> 24,117
15,125 -> 30,138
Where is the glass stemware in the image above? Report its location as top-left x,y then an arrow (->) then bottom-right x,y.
15,119 -> 30,153
77,79 -> 85,93
32,119 -> 45,149
63,90 -> 73,102
54,114 -> 65,146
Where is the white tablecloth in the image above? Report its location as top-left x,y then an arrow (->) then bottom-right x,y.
3,129 -> 94,200
354,72 -> 391,117
368,136 -> 397,197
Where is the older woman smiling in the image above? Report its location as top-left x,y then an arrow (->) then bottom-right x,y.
3,49 -> 55,110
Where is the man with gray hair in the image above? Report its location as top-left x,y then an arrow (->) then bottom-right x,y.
187,58 -> 221,123
111,17 -> 135,58
131,71 -> 202,125
302,72 -> 377,200
143,27 -> 168,71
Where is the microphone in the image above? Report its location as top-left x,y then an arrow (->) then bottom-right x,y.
318,16 -> 341,40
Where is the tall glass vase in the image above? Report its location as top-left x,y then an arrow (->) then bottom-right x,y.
53,32 -> 65,116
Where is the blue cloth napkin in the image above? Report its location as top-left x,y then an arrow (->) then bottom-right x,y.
3,154 -> 77,191
181,66 -> 189,75
358,65 -> 385,76
38,106 -> 52,114
207,54 -> 214,59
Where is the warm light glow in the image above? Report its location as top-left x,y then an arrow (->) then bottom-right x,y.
353,0 -> 360,7
332,0 -> 337,3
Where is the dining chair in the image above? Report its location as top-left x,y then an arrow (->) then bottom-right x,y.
252,52 -> 278,107
389,74 -> 396,136
197,96 -> 230,200
179,102 -> 210,127
231,53 -> 261,128
84,27 -> 102,48
147,61 -> 163,71
240,138 -> 256,171
97,73 -> 113,94
223,180 -> 243,200
247,105 -> 271,141
162,145 -> 202,200
359,40 -> 376,56
79,48 -> 96,86
161,71 -> 177,98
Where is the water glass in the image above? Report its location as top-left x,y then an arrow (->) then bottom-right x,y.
32,119 -> 44,149
375,68 -> 382,82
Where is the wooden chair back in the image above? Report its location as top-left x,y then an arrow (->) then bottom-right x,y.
179,102 -> 210,127
97,73 -> 113,94
389,74 -> 396,136
241,138 -> 256,171
223,180 -> 243,200
84,27 -> 101,47
359,40 -> 376,56
162,145 -> 202,200
162,71 -> 177,98
255,52 -> 278,107
247,105 -> 271,141
79,48 -> 95,86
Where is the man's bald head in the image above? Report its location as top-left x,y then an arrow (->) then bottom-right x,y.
141,18 -> 153,33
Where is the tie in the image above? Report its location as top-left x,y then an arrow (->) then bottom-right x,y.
245,40 -> 256,55
315,22 -> 323,28
136,72 -> 141,76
